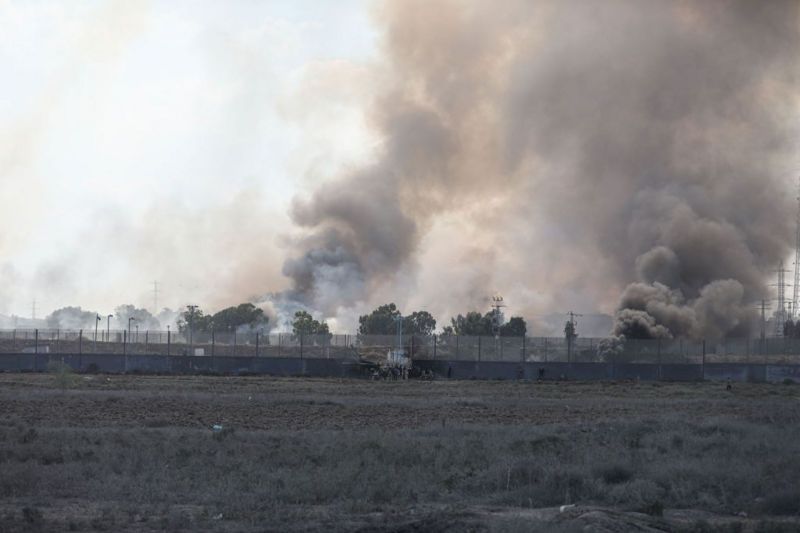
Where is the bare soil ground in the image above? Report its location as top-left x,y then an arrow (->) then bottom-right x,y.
1,373 -> 799,532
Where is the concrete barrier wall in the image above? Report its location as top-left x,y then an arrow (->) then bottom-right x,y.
1,353 -> 799,383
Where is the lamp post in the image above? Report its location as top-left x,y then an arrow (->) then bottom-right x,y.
128,317 -> 136,345
94,314 -> 101,352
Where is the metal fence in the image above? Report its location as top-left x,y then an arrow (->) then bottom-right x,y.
2,329 -> 800,364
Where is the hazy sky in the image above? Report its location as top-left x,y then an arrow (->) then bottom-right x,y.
2,1 -> 799,337
0,0 -> 380,318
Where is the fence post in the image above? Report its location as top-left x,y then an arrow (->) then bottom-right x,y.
657,337 -> 662,380
233,332 -> 237,357
544,337 -> 548,363
256,333 -> 259,357
433,334 -> 437,360
79,329 -> 83,355
35,328 -> 39,354
522,336 -> 526,363
279,333 -> 283,357
300,333 -> 304,360
410,335 -> 414,359
456,335 -> 460,360
478,336 -> 482,362
167,329 -> 171,357
123,330 -> 127,356
211,330 -> 215,357
145,331 -> 148,353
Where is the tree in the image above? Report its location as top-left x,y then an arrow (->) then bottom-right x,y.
292,310 -> 330,336
785,319 -> 796,339
176,306 -> 212,334
115,305 -> 160,330
358,303 -> 401,335
211,303 -> 268,332
499,316 -> 527,337
46,306 -> 99,330
403,311 -> 436,336
564,320 -> 577,341
449,311 -> 494,336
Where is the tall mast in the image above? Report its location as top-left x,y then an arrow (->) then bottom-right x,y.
792,177 -> 800,319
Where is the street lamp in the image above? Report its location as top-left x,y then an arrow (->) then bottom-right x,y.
94,314 -> 101,352
128,317 -> 137,344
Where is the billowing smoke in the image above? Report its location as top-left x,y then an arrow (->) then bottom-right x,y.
46,307 -> 99,330
277,0 -> 799,337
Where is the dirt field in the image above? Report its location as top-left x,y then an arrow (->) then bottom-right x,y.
1,373 -> 800,531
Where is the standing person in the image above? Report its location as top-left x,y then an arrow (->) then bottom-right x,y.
447,364 -> 453,379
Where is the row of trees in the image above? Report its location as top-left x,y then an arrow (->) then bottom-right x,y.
177,303 -> 269,334
46,301 -> 531,337
46,305 -> 167,331
355,303 -> 527,337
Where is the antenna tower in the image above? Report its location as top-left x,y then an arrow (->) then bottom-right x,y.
775,262 -> 791,336
490,295 -> 506,337
792,177 -> 800,319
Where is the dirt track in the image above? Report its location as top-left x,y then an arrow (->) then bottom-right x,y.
1,374 -> 797,431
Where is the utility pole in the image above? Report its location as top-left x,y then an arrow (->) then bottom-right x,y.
490,295 -> 505,337
792,177 -> 800,319
491,295 -> 505,361
774,262 -> 791,337
187,305 -> 198,354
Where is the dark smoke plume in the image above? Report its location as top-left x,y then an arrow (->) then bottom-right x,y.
279,0 -> 800,337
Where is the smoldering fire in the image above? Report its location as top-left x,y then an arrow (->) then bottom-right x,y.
267,0 -> 799,340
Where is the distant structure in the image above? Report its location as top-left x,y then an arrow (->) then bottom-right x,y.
793,177 -> 800,319
490,295 -> 505,337
775,262 -> 790,336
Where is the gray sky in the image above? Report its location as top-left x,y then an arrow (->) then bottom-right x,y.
0,0 -> 379,318
2,0 -> 799,337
